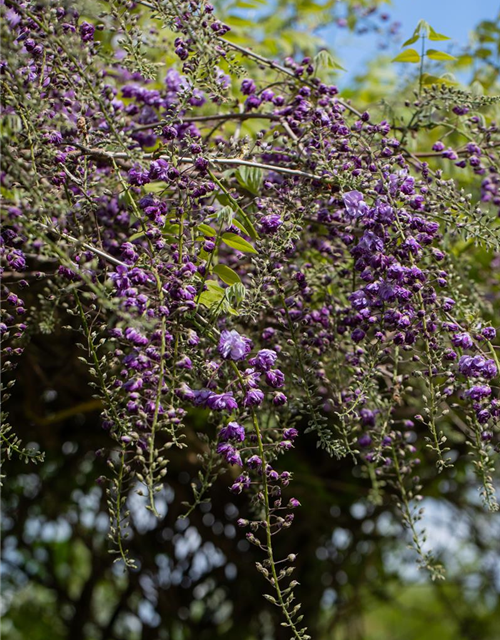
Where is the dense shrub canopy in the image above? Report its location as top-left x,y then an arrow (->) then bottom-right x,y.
1,1 -> 500,638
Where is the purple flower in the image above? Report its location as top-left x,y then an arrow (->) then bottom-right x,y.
249,349 -> 278,371
123,377 -> 143,392
272,392 -> 288,406
7,250 -> 26,272
241,78 -> 256,95
231,474 -> 251,493
262,327 -> 276,341
219,421 -> 245,442
124,327 -> 149,346
5,9 -> 21,27
46,130 -> 63,145
351,329 -> 366,343
482,327 -> 496,340
442,297 -> 456,311
242,368 -> 261,388
192,388 -> 215,407
265,369 -> 285,388
218,329 -> 252,361
358,434 -> 372,447
477,409 -> 491,424
207,392 -> 238,411
483,360 -> 498,379
452,332 -> 473,349
149,159 -> 170,180
128,165 -> 150,186
195,156 -> 208,172
243,388 -> 264,407
217,442 -> 242,466
459,355 -> 482,377
80,21 -> 95,42
176,356 -> 192,370
260,214 -> 282,233
245,95 -> 262,110
466,385 -> 491,400
343,191 -> 369,218
247,455 -> 262,468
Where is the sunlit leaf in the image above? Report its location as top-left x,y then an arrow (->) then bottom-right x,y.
213,264 -> 242,285
429,26 -> 452,41
314,49 -> 347,72
426,49 -> 456,61
402,34 -> 420,47
421,73 -> 457,86
235,165 -> 263,195
415,19 -> 431,37
198,223 -> 217,237
392,49 -> 421,64
129,230 -> 146,242
221,232 -> 257,253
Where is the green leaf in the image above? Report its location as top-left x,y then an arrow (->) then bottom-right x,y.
235,165 -> 263,195
198,223 -> 217,237
402,34 -> 420,47
221,232 -> 257,254
129,230 -> 146,242
162,222 -> 181,236
314,49 -> 347,72
470,80 -> 485,95
215,205 -> 235,226
197,281 -> 225,309
426,49 -> 456,61
429,26 -> 451,41
392,49 -> 421,64
226,282 -> 246,304
231,219 -> 251,235
415,19 -> 431,37
227,16 -> 257,28
475,47 -> 493,59
213,264 -> 242,286
421,73 -> 457,86
215,193 -> 232,207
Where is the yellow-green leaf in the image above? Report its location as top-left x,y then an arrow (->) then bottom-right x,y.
213,264 -> 242,286
235,165 -> 263,195
392,49 -> 421,64
402,34 -> 420,47
221,232 -> 257,254
231,219 -> 251,235
421,73 -> 457,86
429,26 -> 451,41
129,230 -> 146,242
415,20 -> 430,37
314,49 -> 347,72
426,49 -> 456,61
198,223 -> 217,237
197,287 -> 224,309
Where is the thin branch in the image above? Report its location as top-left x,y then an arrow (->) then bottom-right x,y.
132,111 -> 280,132
36,222 -> 128,268
72,146 -> 328,181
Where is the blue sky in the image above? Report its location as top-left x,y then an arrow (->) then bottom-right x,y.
321,0 -> 500,84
